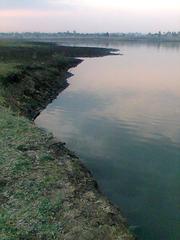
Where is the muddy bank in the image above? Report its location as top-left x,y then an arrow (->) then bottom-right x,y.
1,42 -> 135,239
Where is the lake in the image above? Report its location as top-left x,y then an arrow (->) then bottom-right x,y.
35,41 -> 180,240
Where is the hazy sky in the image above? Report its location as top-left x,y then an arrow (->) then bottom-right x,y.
0,0 -> 180,32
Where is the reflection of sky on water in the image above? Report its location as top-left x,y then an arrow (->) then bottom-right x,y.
40,86 -> 180,144
36,42 -> 180,240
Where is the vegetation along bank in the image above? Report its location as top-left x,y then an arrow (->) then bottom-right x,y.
0,40 -> 135,239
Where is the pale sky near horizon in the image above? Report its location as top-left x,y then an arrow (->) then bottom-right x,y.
0,0 -> 180,32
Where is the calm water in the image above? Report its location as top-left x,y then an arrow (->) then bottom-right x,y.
36,42 -> 180,240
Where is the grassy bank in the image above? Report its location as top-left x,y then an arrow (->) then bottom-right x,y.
0,41 -> 134,239
0,107 -> 62,239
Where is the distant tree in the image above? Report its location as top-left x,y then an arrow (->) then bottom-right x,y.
158,31 -> 162,38
103,32 -> 109,38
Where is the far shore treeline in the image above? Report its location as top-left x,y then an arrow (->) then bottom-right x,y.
0,31 -> 180,42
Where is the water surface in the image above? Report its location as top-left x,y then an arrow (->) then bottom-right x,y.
36,42 -> 180,240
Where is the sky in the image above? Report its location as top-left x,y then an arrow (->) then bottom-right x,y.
0,0 -> 180,33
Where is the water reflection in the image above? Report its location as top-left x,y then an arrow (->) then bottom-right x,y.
36,42 -> 180,240
58,39 -> 180,50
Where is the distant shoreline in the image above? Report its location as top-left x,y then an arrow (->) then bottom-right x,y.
1,37 -> 180,43
0,31 -> 180,42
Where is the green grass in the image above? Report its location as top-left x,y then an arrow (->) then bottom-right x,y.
0,40 -> 56,72
0,40 -> 35,80
0,40 -> 30,78
0,107 -> 64,239
0,40 -> 32,47
0,63 -> 20,77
